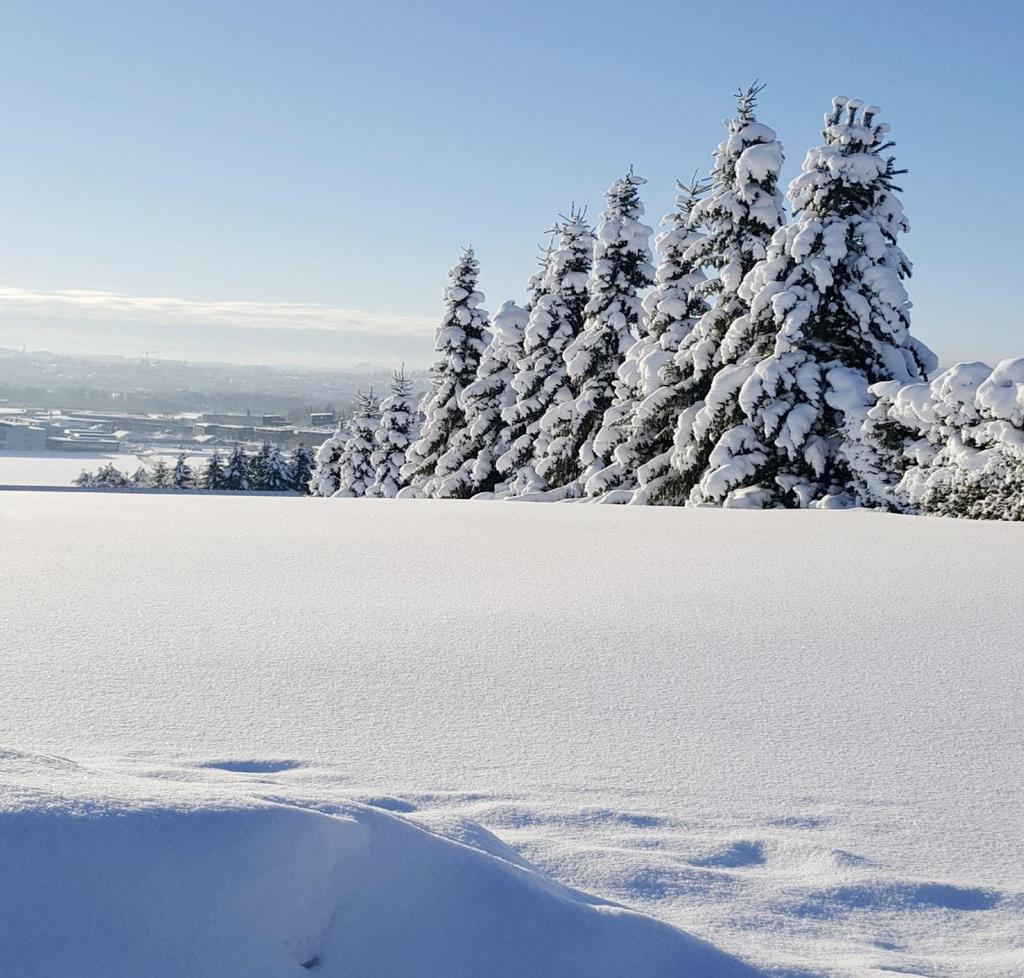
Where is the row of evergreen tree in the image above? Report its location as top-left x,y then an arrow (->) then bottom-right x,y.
74,443 -> 315,493
309,87 -> 1020,519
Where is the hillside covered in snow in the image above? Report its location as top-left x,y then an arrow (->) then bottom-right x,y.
2,493 -> 1021,977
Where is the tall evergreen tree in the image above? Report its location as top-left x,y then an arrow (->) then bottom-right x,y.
224,445 -> 250,491
534,172 -> 653,494
334,391 -> 380,497
583,178 -> 710,500
677,97 -> 936,508
200,450 -> 226,490
400,248 -> 490,497
172,453 -> 194,489
368,369 -> 420,498
435,299 -> 527,497
289,443 -> 314,495
655,83 -> 787,503
500,210 -> 594,495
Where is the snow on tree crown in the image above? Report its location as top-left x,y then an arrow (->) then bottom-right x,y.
591,168 -> 654,289
686,84 -> 785,289
444,247 -> 484,310
790,97 -> 905,226
543,207 -> 593,297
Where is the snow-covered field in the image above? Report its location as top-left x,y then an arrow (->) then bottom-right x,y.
0,450 -> 206,486
2,494 -> 1021,978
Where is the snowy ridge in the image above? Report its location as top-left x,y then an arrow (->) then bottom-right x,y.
0,750 -> 763,978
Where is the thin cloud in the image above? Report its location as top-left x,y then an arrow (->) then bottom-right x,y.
0,285 -> 435,337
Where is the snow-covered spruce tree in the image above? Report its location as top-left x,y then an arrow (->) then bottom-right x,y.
499,210 -> 594,495
310,427 -> 345,497
534,172 -> 653,494
289,443 -> 313,494
334,391 -> 379,497
262,445 -> 294,491
223,445 -> 250,491
247,442 -> 273,490
367,369 -> 420,498
400,248 -> 490,497
201,451 -> 226,490
645,84 -> 786,503
678,97 -> 936,508
172,453 -> 194,489
77,463 -> 129,488
150,457 -> 172,489
838,377 -> 926,510
887,359 -> 1024,520
582,179 -> 710,501
434,299 -> 527,497
130,466 -> 152,488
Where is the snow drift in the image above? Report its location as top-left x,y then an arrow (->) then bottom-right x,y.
0,751 -> 759,978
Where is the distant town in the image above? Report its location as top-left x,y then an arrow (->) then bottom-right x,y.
0,346 -> 426,459
0,404 -> 339,455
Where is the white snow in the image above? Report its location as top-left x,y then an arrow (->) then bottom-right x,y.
2,494 -> 1022,978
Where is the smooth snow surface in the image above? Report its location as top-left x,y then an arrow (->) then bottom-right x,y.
2,494 -> 1022,978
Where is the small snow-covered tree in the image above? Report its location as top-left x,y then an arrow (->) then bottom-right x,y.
534,172 -> 653,494
840,377 -> 929,510
223,445 -> 250,491
334,391 -> 379,497
73,469 -> 94,487
130,466 -> 152,488
92,463 -> 129,488
883,359 -> 1024,520
247,442 -> 273,490
677,97 -> 936,508
262,445 -> 294,491
401,248 -> 490,497
172,453 -> 194,489
435,299 -> 527,497
150,457 -> 172,489
200,451 -> 226,490
368,369 -> 420,498
583,179 -> 710,501
289,443 -> 313,495
500,210 -> 594,495
310,428 -> 344,497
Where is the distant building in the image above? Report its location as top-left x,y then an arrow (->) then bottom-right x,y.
261,415 -> 287,427
294,428 -> 332,444
47,435 -> 123,452
199,412 -> 255,426
310,412 -> 335,427
0,419 -> 48,452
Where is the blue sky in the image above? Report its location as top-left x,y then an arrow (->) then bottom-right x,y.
0,0 -> 1019,368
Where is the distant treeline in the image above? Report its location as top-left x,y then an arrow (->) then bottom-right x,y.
73,443 -> 314,494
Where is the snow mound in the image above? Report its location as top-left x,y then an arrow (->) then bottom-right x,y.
0,751 -> 763,978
